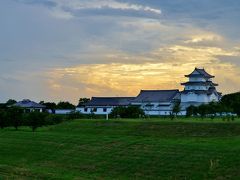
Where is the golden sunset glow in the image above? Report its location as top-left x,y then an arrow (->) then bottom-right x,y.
46,40 -> 240,103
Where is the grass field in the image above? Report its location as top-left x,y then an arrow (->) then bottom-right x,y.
1,118 -> 240,179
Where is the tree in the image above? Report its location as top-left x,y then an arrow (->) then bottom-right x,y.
125,106 -> 145,118
40,101 -> 57,111
56,101 -> 75,109
186,105 -> 198,117
26,112 -> 46,132
0,109 -> 6,129
110,106 -> 145,118
6,107 -> 23,130
197,104 -> 208,119
172,101 -> 181,117
6,99 -> 17,106
77,98 -> 90,107
221,92 -> 240,115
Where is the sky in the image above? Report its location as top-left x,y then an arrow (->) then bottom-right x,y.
0,0 -> 240,104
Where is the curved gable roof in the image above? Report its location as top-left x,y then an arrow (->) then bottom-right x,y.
185,68 -> 214,78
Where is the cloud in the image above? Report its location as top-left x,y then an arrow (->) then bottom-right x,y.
2,0 -> 240,103
44,42 -> 240,103
16,0 -> 161,19
15,0 -> 57,7
184,33 -> 223,44
60,37 -> 239,65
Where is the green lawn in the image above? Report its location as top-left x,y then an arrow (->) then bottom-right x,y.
1,118 -> 240,179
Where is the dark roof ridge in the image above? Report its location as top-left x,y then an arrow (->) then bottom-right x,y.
140,89 -> 179,92
91,97 -> 135,99
195,67 -> 204,70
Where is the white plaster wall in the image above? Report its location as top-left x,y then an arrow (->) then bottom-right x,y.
208,93 -> 219,102
26,108 -> 43,113
181,93 -> 209,103
140,102 -> 175,116
77,102 -> 175,116
76,107 -> 113,115
140,102 -> 171,110
189,77 -> 206,82
55,109 -> 74,114
185,86 -> 208,90
144,110 -> 172,116
180,93 -> 220,111
144,110 -> 185,116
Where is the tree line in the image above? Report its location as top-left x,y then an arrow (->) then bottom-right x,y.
186,92 -> 240,118
0,107 -> 85,132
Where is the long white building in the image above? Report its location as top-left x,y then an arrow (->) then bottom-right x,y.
77,97 -> 135,115
76,68 -> 221,116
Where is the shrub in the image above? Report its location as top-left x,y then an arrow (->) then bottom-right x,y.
44,114 -> 64,125
66,111 -> 85,120
172,101 -> 181,116
186,105 -> 198,117
110,106 -> 145,118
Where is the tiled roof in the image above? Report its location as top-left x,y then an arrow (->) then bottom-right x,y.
181,81 -> 218,86
85,97 -> 135,106
132,90 -> 180,103
185,68 -> 214,78
14,99 -> 46,108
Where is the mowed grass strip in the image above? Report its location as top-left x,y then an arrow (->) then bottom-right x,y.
0,119 -> 240,179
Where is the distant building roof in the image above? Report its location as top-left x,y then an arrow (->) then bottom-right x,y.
14,99 -> 46,108
132,89 -> 180,103
85,97 -> 135,106
185,68 -> 214,78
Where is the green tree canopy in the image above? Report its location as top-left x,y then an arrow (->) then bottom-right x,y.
6,107 -> 23,130
56,101 -> 75,109
110,106 -> 145,118
172,101 -> 181,116
26,111 -> 47,132
40,101 -> 57,110
77,98 -> 90,107
6,99 -> 17,106
221,92 -> 240,115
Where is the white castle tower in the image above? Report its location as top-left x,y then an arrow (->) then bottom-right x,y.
180,68 -> 221,110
